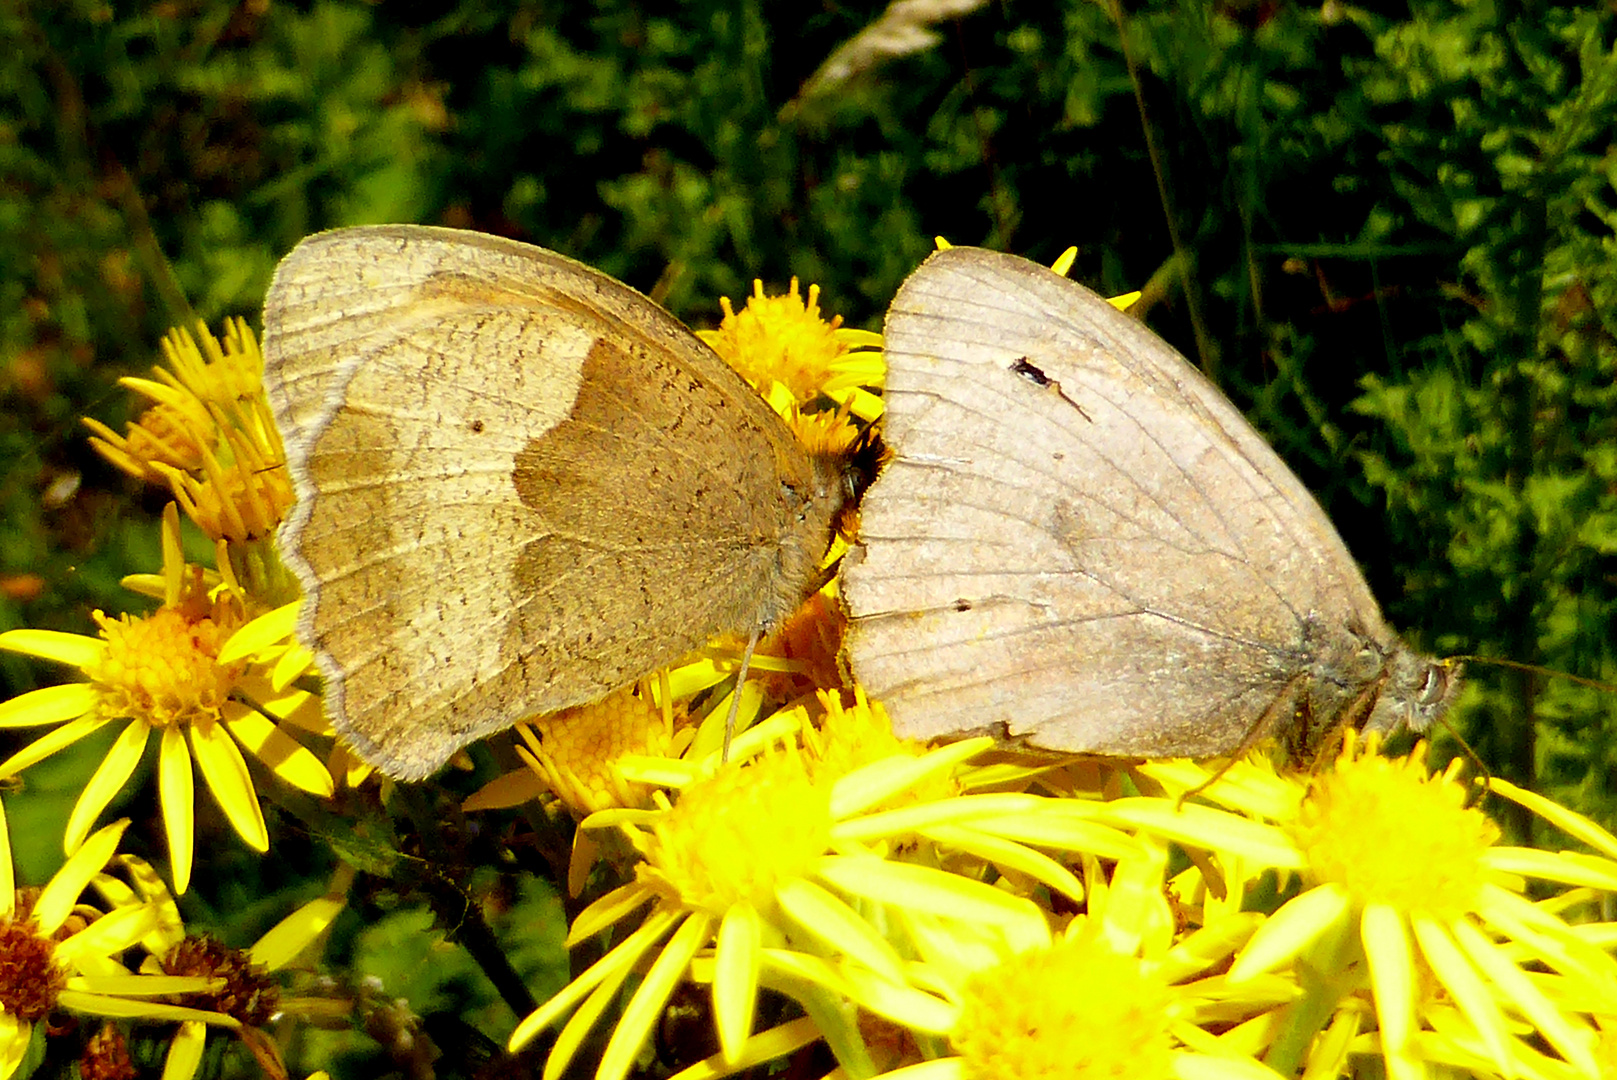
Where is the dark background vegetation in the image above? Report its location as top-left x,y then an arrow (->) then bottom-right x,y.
2,0 -> 1616,1074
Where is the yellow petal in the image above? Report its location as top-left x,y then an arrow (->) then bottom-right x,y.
713,903 -> 761,1064
775,877 -> 906,985
1135,758 -> 1300,822
1102,799 -> 1305,870
828,738 -> 992,820
832,791 -> 1056,840
271,644 -> 316,693
664,1016 -> 824,1080
511,907 -> 679,1052
1449,917 -> 1600,1078
188,718 -> 268,851
0,798 -> 12,920
160,1020 -> 206,1080
922,823 -> 1087,909
71,952 -> 131,979
1163,913 -> 1265,984
0,682 -> 101,729
118,376 -> 185,407
1098,840 -> 1173,955
814,854 -> 1045,944
160,503 -> 184,606
330,743 -> 372,789
54,904 -> 161,967
1409,913 -> 1514,1076
235,674 -> 323,733
545,968 -> 629,1080
52,991 -> 238,1028
0,712 -> 111,775
215,602 -> 298,665
964,807 -> 1140,862
65,720 -> 150,852
462,768 -> 545,812
0,629 -> 104,669
1483,846 -> 1617,891
824,384 -> 884,422
566,881 -> 657,945
1361,902 -> 1416,1054
1476,883 -> 1617,993
159,726 -> 195,894
600,912 -> 715,1080
1228,892 -> 1358,982
1488,778 -> 1617,861
116,573 -> 166,601
106,853 -> 185,956
1171,1052 -> 1286,1080
1299,1009 -> 1359,1080
902,906 -> 1031,978
220,702 -> 333,796
0,1012 -> 28,1080
760,949 -> 956,1035
34,819 -> 130,935
250,895 -> 344,971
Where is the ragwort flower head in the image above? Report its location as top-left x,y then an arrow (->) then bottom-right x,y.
1120,736 -> 1617,1080
86,851 -> 345,1080
0,505 -> 333,893
84,320 -> 293,550
508,691 -> 1180,1080
514,683 -> 677,817
637,746 -> 831,917
0,801 -> 235,1080
699,270 -> 883,431
953,933 -> 1175,1080
1292,739 -> 1497,918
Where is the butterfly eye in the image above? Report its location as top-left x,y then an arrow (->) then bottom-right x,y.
1417,664 -> 1448,706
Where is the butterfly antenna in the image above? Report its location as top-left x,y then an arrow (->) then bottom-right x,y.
1441,653 -> 1617,808
1447,654 -> 1617,694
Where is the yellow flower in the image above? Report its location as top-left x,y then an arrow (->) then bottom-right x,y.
1116,737 -> 1617,1080
0,505 -> 333,894
800,688 -> 934,789
698,278 -> 882,420
509,694 -> 1164,1080
92,854 -> 346,1080
953,933 -> 1175,1080
84,320 -> 294,552
1291,742 -> 1496,918
515,682 -> 678,817
0,799 -> 236,1080
834,824 -> 1282,1080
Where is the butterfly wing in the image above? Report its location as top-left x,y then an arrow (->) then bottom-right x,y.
263,225 -> 835,778
843,247 -> 1390,756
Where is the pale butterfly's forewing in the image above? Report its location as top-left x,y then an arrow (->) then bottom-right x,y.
263,225 -> 840,779
844,246 -> 1451,759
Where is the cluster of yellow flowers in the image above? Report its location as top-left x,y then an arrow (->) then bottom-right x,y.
0,268 -> 1612,1080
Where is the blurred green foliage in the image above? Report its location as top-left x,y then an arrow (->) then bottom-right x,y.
3,0 -> 1617,1073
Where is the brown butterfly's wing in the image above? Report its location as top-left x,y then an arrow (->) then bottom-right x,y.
263,225 -> 838,779
843,246 -> 1413,757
